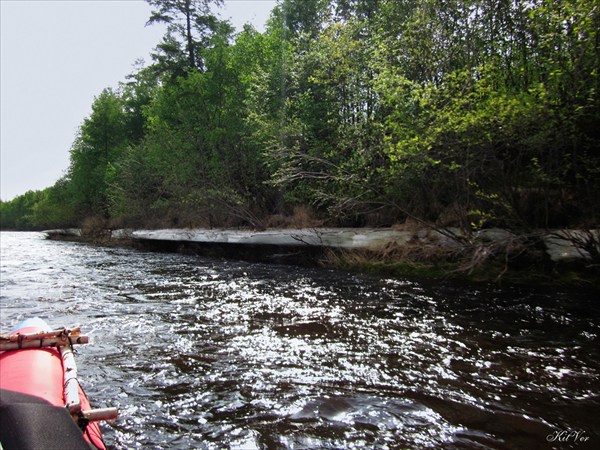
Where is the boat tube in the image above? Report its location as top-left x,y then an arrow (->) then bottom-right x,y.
0,318 -> 115,450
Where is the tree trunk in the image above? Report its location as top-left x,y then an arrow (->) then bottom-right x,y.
185,0 -> 195,68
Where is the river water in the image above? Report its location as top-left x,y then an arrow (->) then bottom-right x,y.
1,232 -> 598,449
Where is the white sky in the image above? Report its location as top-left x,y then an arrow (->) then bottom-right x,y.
0,0 -> 277,201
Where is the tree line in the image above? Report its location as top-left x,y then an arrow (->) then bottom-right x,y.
2,0 -> 598,233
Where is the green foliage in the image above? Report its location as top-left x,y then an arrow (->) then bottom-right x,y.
0,179 -> 76,230
5,0 -> 599,230
374,0 -> 599,228
147,0 -> 224,74
68,88 -> 129,219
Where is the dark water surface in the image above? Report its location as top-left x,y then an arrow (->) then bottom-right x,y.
1,232 -> 598,449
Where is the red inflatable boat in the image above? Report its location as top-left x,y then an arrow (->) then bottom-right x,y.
0,318 -> 116,449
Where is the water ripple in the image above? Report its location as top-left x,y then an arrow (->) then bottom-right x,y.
1,232 -> 599,449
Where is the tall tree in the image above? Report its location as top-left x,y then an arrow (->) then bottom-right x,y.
146,0 -> 223,73
68,89 -> 128,218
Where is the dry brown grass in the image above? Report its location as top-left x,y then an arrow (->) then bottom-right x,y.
323,240 -> 459,269
265,206 -> 324,229
81,216 -> 108,234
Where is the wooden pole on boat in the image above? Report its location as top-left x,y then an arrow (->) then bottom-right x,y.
60,340 -> 120,424
1,327 -> 81,342
0,335 -> 89,351
60,342 -> 81,414
81,408 -> 119,422
0,327 -> 88,351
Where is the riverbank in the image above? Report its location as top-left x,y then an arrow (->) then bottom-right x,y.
43,227 -> 600,289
